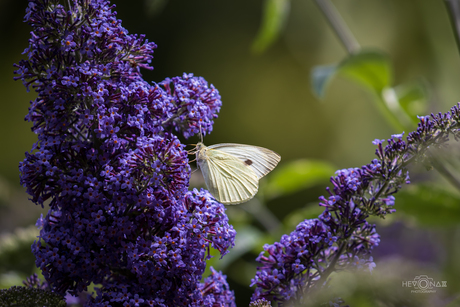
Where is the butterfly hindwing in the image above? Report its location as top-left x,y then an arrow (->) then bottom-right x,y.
208,143 -> 281,179
198,147 -> 259,204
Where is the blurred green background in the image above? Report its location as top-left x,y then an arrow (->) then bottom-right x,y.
1,0 -> 460,306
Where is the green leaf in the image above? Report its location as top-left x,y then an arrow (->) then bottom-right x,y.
339,50 -> 392,93
264,159 -> 335,199
311,50 -> 392,99
393,81 -> 428,124
204,226 -> 263,274
397,184 -> 460,226
252,0 -> 290,54
0,226 -> 38,276
311,65 -> 338,98
282,202 -> 325,231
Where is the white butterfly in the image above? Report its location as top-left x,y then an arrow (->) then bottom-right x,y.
195,142 -> 281,205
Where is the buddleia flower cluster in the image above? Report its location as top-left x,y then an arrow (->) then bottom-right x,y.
15,0 -> 236,306
250,106 -> 460,305
249,298 -> 272,307
197,267 -> 236,307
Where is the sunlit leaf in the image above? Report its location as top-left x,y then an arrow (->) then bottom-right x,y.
264,159 -> 335,199
204,226 -> 263,274
397,184 -> 460,226
311,50 -> 392,99
311,65 -> 338,98
394,81 -> 428,124
282,202 -> 325,231
0,226 -> 38,276
252,0 -> 290,54
339,50 -> 392,93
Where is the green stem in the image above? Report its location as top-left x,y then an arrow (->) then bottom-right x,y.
317,241 -> 346,285
379,88 -> 415,132
430,154 -> 460,192
444,0 -> 460,57
314,0 -> 414,132
241,198 -> 281,235
373,93 -> 406,132
313,0 -> 360,54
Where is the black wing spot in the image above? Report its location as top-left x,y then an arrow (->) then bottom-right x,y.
244,159 -> 253,166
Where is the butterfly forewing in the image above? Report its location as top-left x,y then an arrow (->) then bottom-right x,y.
197,154 -> 220,200
208,143 -> 281,179
197,146 -> 259,204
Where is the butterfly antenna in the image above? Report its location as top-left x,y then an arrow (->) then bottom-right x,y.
199,123 -> 203,143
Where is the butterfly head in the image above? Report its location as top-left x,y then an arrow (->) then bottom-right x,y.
195,142 -> 208,164
196,142 -> 204,151
196,142 -> 207,153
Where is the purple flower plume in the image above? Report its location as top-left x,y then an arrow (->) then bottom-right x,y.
251,107 -> 460,305
196,267 -> 236,307
15,0 -> 234,306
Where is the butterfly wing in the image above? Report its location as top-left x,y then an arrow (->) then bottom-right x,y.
198,147 -> 259,205
208,143 -> 281,179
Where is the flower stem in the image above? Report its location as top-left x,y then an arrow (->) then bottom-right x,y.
317,241 -> 345,285
313,0 -> 360,54
241,198 -> 280,235
444,0 -> 460,58
430,155 -> 460,192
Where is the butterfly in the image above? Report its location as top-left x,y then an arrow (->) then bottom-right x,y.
194,142 -> 281,205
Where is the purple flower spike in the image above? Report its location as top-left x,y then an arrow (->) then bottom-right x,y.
251,103 -> 460,305
159,73 -> 222,138
196,267 -> 236,307
15,0 -> 234,305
